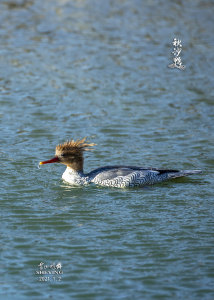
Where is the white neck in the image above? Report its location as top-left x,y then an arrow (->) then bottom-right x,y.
62,167 -> 88,185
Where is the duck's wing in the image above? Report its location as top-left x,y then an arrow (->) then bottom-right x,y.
87,165 -> 179,178
87,166 -> 201,188
88,166 -> 167,187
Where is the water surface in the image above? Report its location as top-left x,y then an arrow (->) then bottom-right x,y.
0,0 -> 214,299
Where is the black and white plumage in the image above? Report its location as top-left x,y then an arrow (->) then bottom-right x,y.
62,165 -> 201,188
40,138 -> 202,188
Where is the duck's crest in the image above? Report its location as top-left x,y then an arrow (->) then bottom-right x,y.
56,137 -> 96,153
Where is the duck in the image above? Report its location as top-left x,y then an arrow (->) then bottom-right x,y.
39,138 -> 202,188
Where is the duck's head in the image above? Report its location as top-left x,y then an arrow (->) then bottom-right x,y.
39,138 -> 95,172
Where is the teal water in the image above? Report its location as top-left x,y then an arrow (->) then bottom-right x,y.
1,0 -> 214,299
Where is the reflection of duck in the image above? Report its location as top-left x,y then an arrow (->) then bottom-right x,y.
40,138 -> 202,188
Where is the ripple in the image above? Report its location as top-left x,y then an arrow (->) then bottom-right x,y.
0,0 -> 213,299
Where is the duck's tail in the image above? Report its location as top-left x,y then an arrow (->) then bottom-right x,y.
167,169 -> 202,179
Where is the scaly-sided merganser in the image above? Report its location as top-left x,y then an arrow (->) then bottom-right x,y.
39,138 -> 202,188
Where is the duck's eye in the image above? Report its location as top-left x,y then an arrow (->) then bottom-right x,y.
61,153 -> 72,159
